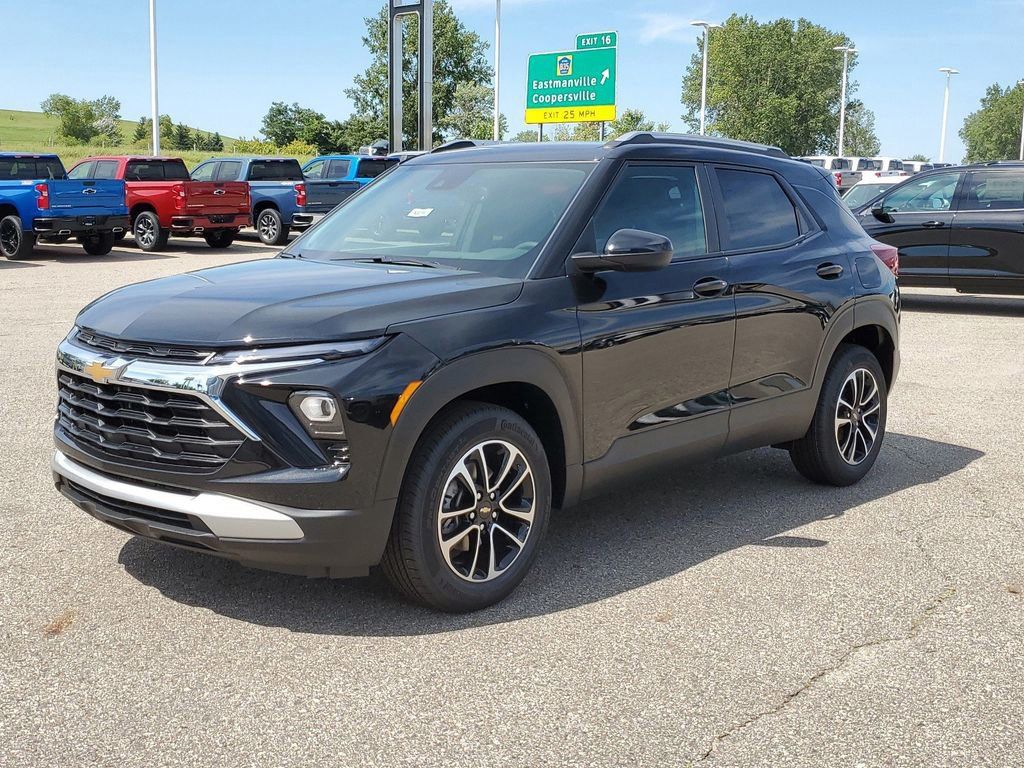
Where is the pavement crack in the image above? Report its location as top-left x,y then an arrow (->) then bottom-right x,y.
694,585 -> 957,764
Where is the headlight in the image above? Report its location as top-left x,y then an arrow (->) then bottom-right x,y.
209,337 -> 386,366
288,390 -> 345,438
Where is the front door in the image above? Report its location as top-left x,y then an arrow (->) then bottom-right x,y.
950,169 -> 1024,293
574,163 -> 735,490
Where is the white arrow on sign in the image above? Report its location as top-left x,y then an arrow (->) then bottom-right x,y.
600,68 -> 610,85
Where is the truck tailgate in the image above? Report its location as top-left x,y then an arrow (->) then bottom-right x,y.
304,179 -> 360,214
185,181 -> 249,215
48,179 -> 126,214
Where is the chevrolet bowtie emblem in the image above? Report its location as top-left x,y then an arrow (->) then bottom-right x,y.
82,358 -> 126,384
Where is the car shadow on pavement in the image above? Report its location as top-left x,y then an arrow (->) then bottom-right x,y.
118,432 -> 982,636
901,292 -> 1024,317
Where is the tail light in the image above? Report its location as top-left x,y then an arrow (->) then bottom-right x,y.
294,183 -> 306,207
171,183 -> 186,212
833,172 -> 842,187
870,241 -> 899,276
35,183 -> 49,210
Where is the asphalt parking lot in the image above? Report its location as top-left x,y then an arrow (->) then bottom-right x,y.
2,237 -> 1022,767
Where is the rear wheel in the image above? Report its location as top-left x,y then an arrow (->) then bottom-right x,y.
381,402 -> 551,612
789,344 -> 888,486
255,207 -> 289,246
0,215 -> 35,260
203,229 -> 235,248
133,211 -> 168,252
80,232 -> 114,256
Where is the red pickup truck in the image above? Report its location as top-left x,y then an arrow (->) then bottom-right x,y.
68,156 -> 250,251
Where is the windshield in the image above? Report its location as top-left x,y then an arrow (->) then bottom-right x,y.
293,161 -> 593,277
843,183 -> 890,208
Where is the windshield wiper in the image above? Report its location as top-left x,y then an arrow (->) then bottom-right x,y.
352,255 -> 443,269
279,250 -> 302,259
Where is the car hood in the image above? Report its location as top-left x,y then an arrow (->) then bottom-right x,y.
75,257 -> 523,346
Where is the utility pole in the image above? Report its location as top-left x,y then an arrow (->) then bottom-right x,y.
149,0 -> 160,155
493,0 -> 501,140
689,20 -> 720,136
834,45 -> 856,157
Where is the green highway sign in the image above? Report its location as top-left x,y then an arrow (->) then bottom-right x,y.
525,46 -> 617,124
576,31 -> 617,50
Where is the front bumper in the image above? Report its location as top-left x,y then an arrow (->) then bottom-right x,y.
53,450 -> 394,577
170,214 -> 251,232
34,214 -> 129,236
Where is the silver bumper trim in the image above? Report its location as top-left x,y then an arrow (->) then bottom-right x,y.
53,451 -> 304,540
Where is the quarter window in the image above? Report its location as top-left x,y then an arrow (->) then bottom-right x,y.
880,172 -> 961,213
585,164 -> 707,259
961,171 -> 1024,210
715,168 -> 800,250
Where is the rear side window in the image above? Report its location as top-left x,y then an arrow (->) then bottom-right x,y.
0,156 -> 65,180
356,159 -> 398,179
93,160 -> 120,179
715,168 -> 800,250
247,160 -> 303,181
327,159 -> 351,178
126,159 -> 190,181
961,171 -> 1024,210
214,161 -> 241,181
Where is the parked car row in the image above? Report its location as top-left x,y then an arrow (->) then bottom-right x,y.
0,150 -> 400,259
800,155 -> 911,193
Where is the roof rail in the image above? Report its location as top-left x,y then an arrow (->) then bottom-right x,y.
981,160 -> 1024,166
605,131 -> 789,159
430,139 -> 503,154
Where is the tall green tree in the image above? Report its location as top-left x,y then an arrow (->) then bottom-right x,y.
172,122 -> 193,151
835,100 -> 880,156
681,15 -> 858,155
552,122 -> 600,141
960,82 -> 1024,163
343,0 -> 492,150
132,117 -> 150,143
439,82 -> 506,140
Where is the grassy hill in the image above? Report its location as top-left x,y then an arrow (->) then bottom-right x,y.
0,109 -> 238,168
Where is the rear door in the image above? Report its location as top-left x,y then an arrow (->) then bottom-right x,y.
949,169 -> 1024,292
857,170 -> 963,286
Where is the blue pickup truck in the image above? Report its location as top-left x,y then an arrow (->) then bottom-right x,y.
300,154 -> 399,218
190,156 -> 312,245
0,153 -> 129,259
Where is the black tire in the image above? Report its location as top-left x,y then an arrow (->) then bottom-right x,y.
133,211 -> 168,252
81,232 -> 114,256
381,402 -> 552,612
789,344 -> 888,486
203,229 -> 235,249
255,207 -> 289,246
0,215 -> 35,260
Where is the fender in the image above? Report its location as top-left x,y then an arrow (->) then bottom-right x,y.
373,346 -> 584,508
811,293 -> 899,396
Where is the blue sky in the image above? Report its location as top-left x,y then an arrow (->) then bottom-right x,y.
6,0 -> 1024,161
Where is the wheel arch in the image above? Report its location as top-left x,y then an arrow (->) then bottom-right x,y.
0,203 -> 19,221
253,200 -> 280,218
813,297 -> 899,394
129,202 -> 157,224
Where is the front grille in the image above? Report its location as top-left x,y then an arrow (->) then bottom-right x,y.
64,479 -> 210,533
75,328 -> 214,364
57,372 -> 245,472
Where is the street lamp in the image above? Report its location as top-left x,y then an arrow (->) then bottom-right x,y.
493,0 -> 501,141
938,67 -> 959,163
1017,79 -> 1024,161
833,45 -> 856,157
149,0 -> 160,155
690,20 -> 720,135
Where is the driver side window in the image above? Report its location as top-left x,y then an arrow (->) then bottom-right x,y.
881,172 -> 962,213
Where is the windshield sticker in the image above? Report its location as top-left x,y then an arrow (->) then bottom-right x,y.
407,208 -> 434,218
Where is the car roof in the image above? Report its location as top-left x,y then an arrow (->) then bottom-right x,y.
75,156 -> 185,162
204,156 -> 300,163
0,152 -> 60,159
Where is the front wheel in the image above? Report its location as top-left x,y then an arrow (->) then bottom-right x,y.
255,208 -> 289,246
203,229 -> 235,248
0,215 -> 35,260
381,402 -> 551,612
789,344 -> 888,486
81,232 -> 114,256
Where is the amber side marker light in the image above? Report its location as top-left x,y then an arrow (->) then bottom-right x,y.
390,381 -> 422,426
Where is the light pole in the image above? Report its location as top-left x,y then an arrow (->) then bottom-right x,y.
689,20 -> 720,135
493,0 -> 501,140
938,67 -> 959,163
149,0 -> 160,155
833,45 -> 856,157
1017,79 -> 1024,161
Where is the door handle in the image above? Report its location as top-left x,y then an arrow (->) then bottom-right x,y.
693,277 -> 729,297
816,263 -> 844,279
921,220 -> 946,228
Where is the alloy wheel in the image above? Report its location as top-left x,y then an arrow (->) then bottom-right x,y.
436,439 -> 536,583
0,218 -> 20,255
834,368 -> 881,465
258,212 -> 278,241
135,216 -> 155,248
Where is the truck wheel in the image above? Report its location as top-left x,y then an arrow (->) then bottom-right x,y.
203,229 -> 235,249
0,215 -> 35,260
789,344 -> 888,486
381,402 -> 551,612
133,211 -> 168,252
81,233 -> 115,256
255,208 -> 289,246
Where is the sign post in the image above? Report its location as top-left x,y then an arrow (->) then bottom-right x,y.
525,32 -> 616,126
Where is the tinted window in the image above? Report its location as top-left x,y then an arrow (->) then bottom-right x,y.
214,161 -> 241,181
247,159 -> 303,181
357,159 -> 398,178
586,164 -> 707,258
327,159 -> 351,178
888,160 -> 903,171
807,158 -> 826,167
93,160 -> 120,179
304,159 -> 325,179
881,172 -> 960,212
0,156 -> 65,180
716,168 -> 800,250
67,162 -> 95,180
961,171 -> 1024,210
125,159 -> 190,181
830,158 -> 851,170
191,162 -> 216,182
857,158 -> 882,171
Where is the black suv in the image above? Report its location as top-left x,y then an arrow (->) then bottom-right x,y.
854,161 -> 1024,295
52,133 -> 900,611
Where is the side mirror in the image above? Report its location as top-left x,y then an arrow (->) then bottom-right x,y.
870,206 -> 895,224
572,228 -> 673,273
